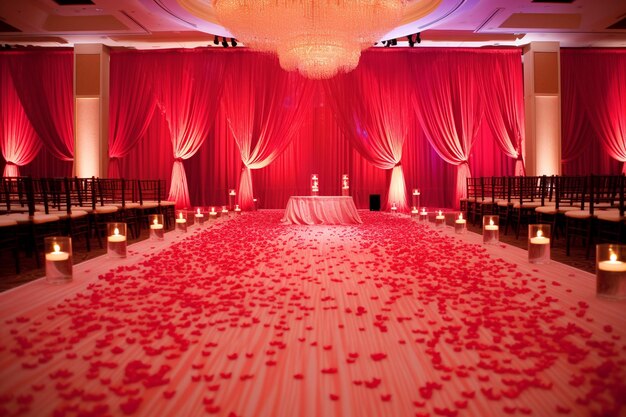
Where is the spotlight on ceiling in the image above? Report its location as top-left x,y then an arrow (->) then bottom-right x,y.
221,37 -> 229,48
416,32 -> 422,44
231,38 -> 237,47
213,35 -> 219,45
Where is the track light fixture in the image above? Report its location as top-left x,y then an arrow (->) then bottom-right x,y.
221,37 -> 229,48
416,32 -> 422,44
231,38 -> 237,47
213,35 -> 219,45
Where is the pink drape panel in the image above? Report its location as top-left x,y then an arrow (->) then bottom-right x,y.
0,58 -> 41,176
153,51 -> 225,208
412,50 -> 485,209
7,50 -> 74,165
325,52 -> 414,211
221,52 -> 313,210
108,52 -> 158,178
480,50 -> 526,175
562,49 -> 626,174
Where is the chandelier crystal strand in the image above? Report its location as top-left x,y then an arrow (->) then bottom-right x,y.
213,0 -> 406,79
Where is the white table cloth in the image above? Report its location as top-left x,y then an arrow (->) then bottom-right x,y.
282,196 -> 362,225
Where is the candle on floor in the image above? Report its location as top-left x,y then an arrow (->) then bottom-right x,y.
419,207 -> 428,222
411,206 -> 419,218
45,237 -> 72,284
234,204 -> 242,215
195,207 -> 206,225
149,215 -> 164,240
454,213 -> 466,234
435,210 -> 445,227
228,189 -> 236,210
221,206 -> 229,217
528,225 -> 550,264
176,211 -> 187,232
391,202 -> 397,213
412,188 -> 420,209
341,174 -> 349,197
107,223 -> 127,258
311,174 -> 319,196
596,245 -> 626,300
209,207 -> 218,220
483,215 -> 500,245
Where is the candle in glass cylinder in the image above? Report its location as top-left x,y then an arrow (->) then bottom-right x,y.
528,226 -> 550,264
391,202 -> 397,213
45,239 -> 72,284
311,174 -> 319,196
435,210 -> 445,227
107,225 -> 127,258
596,246 -> 626,299
419,207 -> 428,222
209,207 -> 218,220
411,206 -> 419,218
195,208 -> 206,225
483,216 -> 499,245
454,213 -> 466,234
221,206 -> 229,217
149,217 -> 164,240
234,204 -> 242,215
341,174 -> 349,196
175,212 -> 187,232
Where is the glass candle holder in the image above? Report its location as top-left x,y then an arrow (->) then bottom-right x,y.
252,198 -> 258,211
596,244 -> 626,300
483,215 -> 500,245
209,206 -> 218,220
221,205 -> 229,217
45,236 -> 72,284
341,174 -> 349,196
175,211 -> 188,232
412,189 -> 420,209
435,210 -> 445,227
107,222 -> 127,258
311,174 -> 319,196
194,207 -> 206,226
528,224 -> 551,264
149,214 -> 164,240
390,202 -> 398,214
228,189 -> 236,210
419,208 -> 428,223
454,213 -> 467,234
234,204 -> 242,215
411,206 -> 419,218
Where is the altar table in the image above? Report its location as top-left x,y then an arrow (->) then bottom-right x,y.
282,196 -> 362,225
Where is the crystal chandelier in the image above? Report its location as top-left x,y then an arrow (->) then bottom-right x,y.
213,0 -> 407,79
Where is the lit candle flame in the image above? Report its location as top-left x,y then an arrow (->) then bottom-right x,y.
610,251 -> 617,262
489,219 -> 494,226
114,227 -> 119,236
458,213 -> 463,220
197,208 -> 201,214
438,210 -> 442,216
179,212 -> 183,219
153,218 -> 158,225
421,208 -> 426,213
537,230 -> 543,238
53,243 -> 60,253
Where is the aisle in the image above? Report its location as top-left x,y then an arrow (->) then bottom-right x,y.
0,211 -> 624,417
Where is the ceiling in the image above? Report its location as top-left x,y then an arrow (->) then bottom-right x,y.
0,0 -> 625,50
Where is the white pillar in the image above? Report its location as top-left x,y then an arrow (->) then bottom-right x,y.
74,44 -> 110,178
523,42 -> 561,176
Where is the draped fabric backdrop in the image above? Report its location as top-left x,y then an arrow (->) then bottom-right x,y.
108,52 -> 158,178
0,57 -> 41,176
221,51 -> 314,210
6,50 -> 74,169
153,51 -> 225,208
325,52 -> 414,212
562,49 -> 626,174
412,50 -> 485,208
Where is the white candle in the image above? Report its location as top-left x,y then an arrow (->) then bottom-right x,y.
598,254 -> 626,272
529,230 -> 550,245
150,223 -> 163,230
45,244 -> 69,261
229,190 -> 236,196
176,213 -> 186,224
597,252 -> 626,299
485,219 -> 499,231
528,230 -> 550,264
436,210 -> 445,220
107,228 -> 126,243
455,214 -> 466,224
107,228 -> 127,257
149,219 -> 164,240
45,243 -> 72,283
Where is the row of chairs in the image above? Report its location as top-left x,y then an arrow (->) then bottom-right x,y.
462,175 -> 625,258
0,177 -> 176,273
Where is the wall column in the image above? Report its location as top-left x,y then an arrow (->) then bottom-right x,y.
523,41 -> 561,176
74,44 -> 110,178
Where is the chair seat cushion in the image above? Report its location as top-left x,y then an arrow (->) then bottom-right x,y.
535,206 -> 557,215
0,217 -> 18,227
597,210 -> 625,222
513,201 -> 543,209
50,210 -> 89,219
160,201 -> 176,207
8,213 -> 61,225
93,205 -> 118,214
557,206 -> 580,213
564,210 -> 596,220
138,202 -> 159,209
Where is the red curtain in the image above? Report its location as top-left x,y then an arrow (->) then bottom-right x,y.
0,57 -> 41,176
108,51 -> 158,178
411,50 -> 485,208
7,50 -> 74,166
220,51 -> 314,210
480,50 -> 526,175
325,51 -> 414,211
561,49 -> 626,174
153,50 -> 225,208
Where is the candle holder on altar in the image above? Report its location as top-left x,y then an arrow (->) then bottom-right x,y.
411,206 -> 419,218
341,174 -> 349,197
149,214 -> 164,240
175,211 -> 188,233
311,174 -> 319,196
390,202 -> 398,214
228,189 -> 236,210
194,207 -> 206,226
435,210 -> 445,228
107,223 -> 127,258
412,189 -> 420,210
596,244 -> 626,300
528,224 -> 550,264
45,236 -> 72,284
209,207 -> 218,221
454,213 -> 467,234
234,204 -> 242,215
419,208 -> 428,223
482,215 -> 500,245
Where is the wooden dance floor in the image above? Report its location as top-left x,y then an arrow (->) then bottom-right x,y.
0,211 -> 624,417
